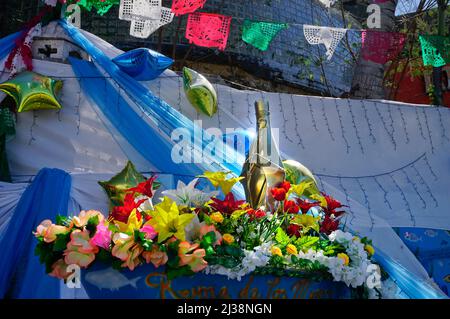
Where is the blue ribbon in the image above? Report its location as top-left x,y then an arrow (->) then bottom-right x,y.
0,31 -> 21,62
0,168 -> 71,298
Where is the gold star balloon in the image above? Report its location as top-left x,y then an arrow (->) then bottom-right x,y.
0,71 -> 63,113
98,161 -> 147,207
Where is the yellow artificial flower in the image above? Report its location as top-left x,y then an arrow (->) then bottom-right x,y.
365,244 -> 375,256
337,253 -> 350,266
289,180 -> 316,198
149,201 -> 194,243
223,233 -> 235,244
199,171 -> 244,195
286,244 -> 298,255
271,246 -> 283,257
230,209 -> 247,220
210,212 -> 224,224
114,209 -> 143,234
153,196 -> 175,212
290,214 -> 320,233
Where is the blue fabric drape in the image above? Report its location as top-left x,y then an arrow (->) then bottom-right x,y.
60,20 -> 244,178
112,48 -> 174,81
70,57 -> 203,178
374,248 -> 448,299
0,168 -> 71,298
0,31 -> 21,61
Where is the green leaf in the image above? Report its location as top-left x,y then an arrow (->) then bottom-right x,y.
96,248 -> 113,262
86,215 -> 99,236
53,232 -> 71,252
56,215 -> 71,227
275,227 -> 290,247
224,245 -> 244,258
295,236 -> 319,249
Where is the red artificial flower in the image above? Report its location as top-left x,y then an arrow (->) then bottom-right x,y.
287,224 -> 302,237
284,200 -> 299,214
322,193 -> 346,217
110,193 -> 146,223
320,215 -> 340,235
247,208 -> 266,221
270,187 -> 287,201
270,181 -> 291,202
210,192 -> 246,215
279,181 -> 291,192
296,199 -> 320,214
127,176 -> 157,198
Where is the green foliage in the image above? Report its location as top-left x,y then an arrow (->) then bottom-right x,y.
199,231 -> 217,256
294,236 -> 319,250
35,241 -> 59,273
53,232 -> 70,252
134,230 -> 153,251
275,227 -> 290,248
86,215 -> 99,236
56,215 -> 71,227
207,244 -> 244,269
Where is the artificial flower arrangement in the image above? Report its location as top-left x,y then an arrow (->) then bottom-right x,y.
34,164 -> 396,299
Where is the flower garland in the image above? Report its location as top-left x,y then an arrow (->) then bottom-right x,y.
34,167 -> 397,298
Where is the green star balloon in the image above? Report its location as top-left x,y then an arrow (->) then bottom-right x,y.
98,161 -> 146,207
0,71 -> 63,113
182,67 -> 218,117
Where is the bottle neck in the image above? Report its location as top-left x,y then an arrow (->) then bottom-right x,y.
255,101 -> 270,131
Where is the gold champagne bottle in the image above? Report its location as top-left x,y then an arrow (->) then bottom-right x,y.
240,100 -> 285,209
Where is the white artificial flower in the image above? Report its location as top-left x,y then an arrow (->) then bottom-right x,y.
184,214 -> 202,242
135,195 -> 153,212
162,178 -> 218,207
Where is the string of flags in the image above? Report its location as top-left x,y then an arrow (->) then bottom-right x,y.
35,0 -> 450,68
114,0 -> 411,64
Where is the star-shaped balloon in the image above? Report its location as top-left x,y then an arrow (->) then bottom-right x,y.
98,161 -> 147,207
0,71 -> 63,113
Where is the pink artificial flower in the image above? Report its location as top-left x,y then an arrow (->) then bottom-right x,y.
49,259 -> 70,280
142,246 -> 168,268
122,244 -> 143,271
34,219 -> 68,243
64,230 -> 99,268
111,233 -> 135,261
89,221 -> 112,249
178,241 -> 207,273
72,210 -> 104,228
140,224 -> 157,240
111,233 -> 143,271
